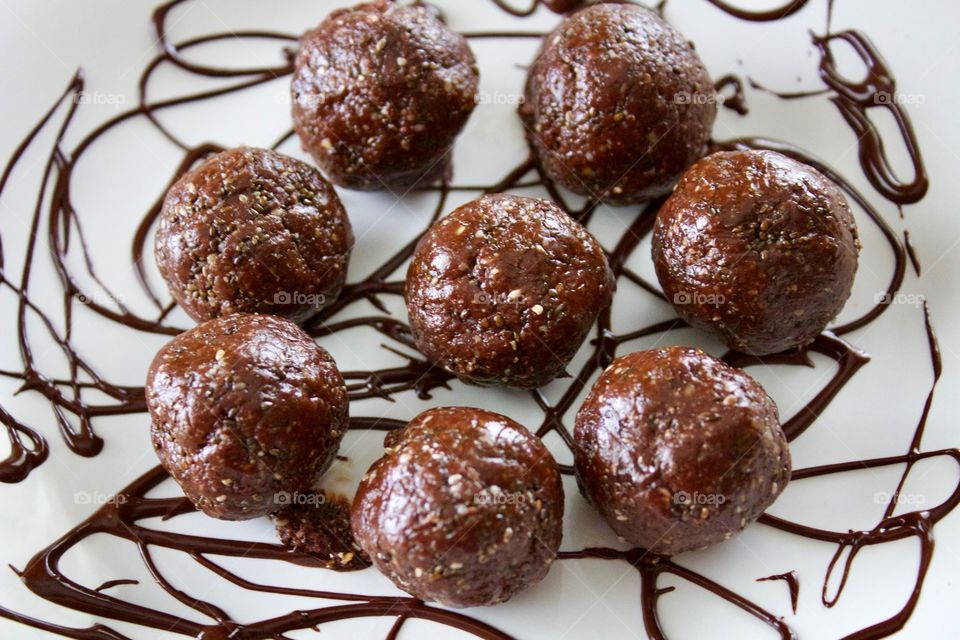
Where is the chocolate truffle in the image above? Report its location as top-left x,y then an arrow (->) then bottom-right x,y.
653,149 -> 860,355
155,147 -> 353,324
351,407 -> 564,607
521,3 -> 716,204
574,347 -> 790,555
146,314 -> 349,520
405,194 -> 614,388
292,1 -> 479,190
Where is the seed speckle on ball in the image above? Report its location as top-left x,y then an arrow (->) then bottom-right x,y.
292,1 -> 479,190
146,313 -> 349,520
521,3 -> 716,204
405,194 -> 614,388
155,147 -> 353,323
574,347 -> 791,555
653,149 -> 860,355
351,407 -> 564,607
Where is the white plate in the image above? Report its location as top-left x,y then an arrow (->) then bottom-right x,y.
0,1 -> 958,638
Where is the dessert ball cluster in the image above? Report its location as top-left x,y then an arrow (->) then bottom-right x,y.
141,0 -> 856,610
146,314 -> 348,520
653,149 -> 860,355
155,147 -> 353,324
405,194 -> 614,388
352,407 -> 564,607
292,0 -> 479,190
574,347 -> 791,554
521,3 -> 716,204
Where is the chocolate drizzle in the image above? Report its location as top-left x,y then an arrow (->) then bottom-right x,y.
702,0 -> 810,21
758,571 -> 800,614
0,1 -> 953,639
746,16 -> 929,205
715,74 -> 749,115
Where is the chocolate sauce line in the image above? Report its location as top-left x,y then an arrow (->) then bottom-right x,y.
758,571 -> 800,614
93,579 -> 139,593
814,30 -> 928,204
747,27 -> 928,205
489,0 -> 542,18
904,230 -> 921,276
715,74 -> 749,115
0,1 -> 955,639
726,332 -> 870,442
152,0 -> 296,78
702,0 -> 811,22
756,307 -> 955,639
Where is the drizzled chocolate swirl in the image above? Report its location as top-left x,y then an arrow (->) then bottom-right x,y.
0,1 -> 953,639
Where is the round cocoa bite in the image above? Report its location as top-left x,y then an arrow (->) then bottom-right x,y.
146,313 -> 349,520
405,194 -> 614,388
653,149 -> 860,355
574,347 -> 790,555
155,146 -> 353,324
521,3 -> 716,204
292,1 -> 479,190
351,407 -> 564,607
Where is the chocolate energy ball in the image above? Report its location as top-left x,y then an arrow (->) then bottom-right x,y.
155,147 -> 353,324
653,149 -> 860,355
146,313 -> 349,520
574,347 -> 790,555
521,3 -> 716,204
405,194 -> 614,388
351,407 -> 564,607
292,1 -> 479,190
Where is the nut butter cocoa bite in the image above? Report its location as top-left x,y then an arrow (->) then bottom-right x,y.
520,3 -> 716,204
652,149 -> 860,355
574,347 -> 791,555
351,407 -> 564,607
292,1 -> 479,190
154,146 -> 353,324
404,194 -> 614,388
146,313 -> 349,520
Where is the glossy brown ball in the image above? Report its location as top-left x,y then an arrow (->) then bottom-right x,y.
574,347 -> 791,555
405,194 -> 614,388
351,407 -> 564,607
155,147 -> 353,324
521,3 -> 716,204
146,314 -> 349,520
653,149 -> 860,355
292,1 -> 479,190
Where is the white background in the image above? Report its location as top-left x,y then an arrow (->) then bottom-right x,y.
0,1 -> 958,638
